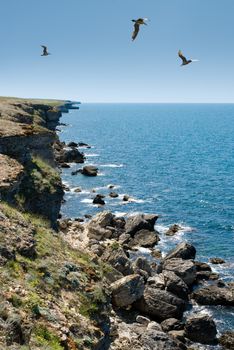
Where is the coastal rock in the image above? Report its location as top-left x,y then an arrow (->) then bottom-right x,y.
123,195 -> 130,202
109,192 -> 119,198
93,194 -> 105,205
135,286 -> 186,321
67,141 -> 78,148
165,224 -> 182,236
102,247 -> 133,276
128,229 -> 160,248
164,242 -> 196,261
141,327 -> 186,350
111,274 -> 145,307
81,165 -> 98,176
88,211 -> 114,228
219,331 -> 234,349
184,314 -> 217,344
162,270 -> 189,300
132,257 -> 152,277
192,285 -> 234,306
125,214 -> 157,236
209,257 -> 225,264
161,258 -> 197,286
59,148 -> 85,163
78,142 -> 91,148
161,318 -> 184,333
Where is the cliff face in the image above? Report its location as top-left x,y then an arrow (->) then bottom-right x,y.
0,98 -> 65,226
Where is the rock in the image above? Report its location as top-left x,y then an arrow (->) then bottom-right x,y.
123,195 -> 130,202
141,328 -> 186,350
67,141 -> 78,148
136,315 -> 151,325
129,229 -> 160,248
219,331 -> 234,349
78,142 -> 91,148
61,148 -> 85,163
164,242 -> 196,261
162,270 -> 189,300
84,214 -> 92,219
168,330 -> 185,343
135,286 -> 187,321
16,237 -> 36,259
161,318 -> 184,332
88,211 -> 114,228
93,194 -> 105,205
6,314 -> 25,346
161,258 -> 197,286
209,257 -> 226,264
109,192 -> 119,198
81,165 -> 98,176
133,257 -> 152,277
111,274 -> 145,307
125,214 -> 157,236
60,163 -> 70,168
192,285 -> 234,306
184,314 -> 217,344
0,246 -> 15,261
102,247 -> 134,276
165,224 -> 182,236
151,249 -> 162,259
144,214 -> 159,227
194,261 -> 212,271
74,187 -> 82,193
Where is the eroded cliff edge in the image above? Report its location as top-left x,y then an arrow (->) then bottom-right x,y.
0,97 -> 67,226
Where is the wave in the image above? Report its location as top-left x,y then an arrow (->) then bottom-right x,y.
80,198 -> 93,204
99,164 -> 124,168
85,153 -> 100,157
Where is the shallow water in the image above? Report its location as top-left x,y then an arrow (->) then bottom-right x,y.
59,103 -> 234,339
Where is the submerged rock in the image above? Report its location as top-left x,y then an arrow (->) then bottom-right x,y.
165,224 -> 182,236
93,194 -> 105,205
111,274 -> 145,307
209,257 -> 226,264
109,191 -> 119,198
184,314 -> 217,345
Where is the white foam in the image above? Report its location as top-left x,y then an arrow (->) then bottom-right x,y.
85,153 -> 100,157
80,198 -> 93,204
99,164 -> 124,168
114,211 -> 127,217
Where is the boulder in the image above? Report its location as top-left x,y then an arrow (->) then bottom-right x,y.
165,224 -> 182,236
128,229 -> 160,248
184,314 -> 217,344
125,214 -> 157,236
135,286 -> 186,321
162,270 -> 189,300
109,192 -> 119,198
209,257 -> 225,264
111,274 -> 145,307
141,328 -> 186,350
93,194 -> 105,205
78,142 -> 91,148
164,242 -> 196,261
161,258 -> 197,286
123,195 -> 130,202
219,331 -> 234,349
102,247 -> 134,276
81,165 -> 98,176
192,285 -> 234,306
88,211 -> 114,228
132,257 -> 152,277
161,318 -> 184,332
67,141 -> 78,148
16,237 -> 37,259
62,148 -> 85,163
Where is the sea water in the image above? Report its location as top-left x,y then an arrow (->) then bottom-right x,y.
59,103 -> 234,339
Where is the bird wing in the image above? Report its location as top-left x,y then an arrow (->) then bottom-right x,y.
41,45 -> 48,54
178,50 -> 187,64
132,23 -> 140,41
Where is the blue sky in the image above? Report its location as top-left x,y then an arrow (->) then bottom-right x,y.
1,0 -> 234,102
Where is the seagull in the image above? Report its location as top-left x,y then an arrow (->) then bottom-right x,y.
41,45 -> 51,56
178,50 -> 198,66
131,18 -> 148,41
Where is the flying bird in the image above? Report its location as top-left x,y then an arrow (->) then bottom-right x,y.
178,50 -> 198,66
41,45 -> 51,56
131,18 -> 148,41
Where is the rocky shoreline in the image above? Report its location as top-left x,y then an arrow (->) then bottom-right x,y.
0,98 -> 233,349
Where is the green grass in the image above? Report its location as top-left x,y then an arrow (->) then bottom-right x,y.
0,96 -> 65,108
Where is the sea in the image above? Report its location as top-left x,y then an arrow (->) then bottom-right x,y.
59,103 -> 234,348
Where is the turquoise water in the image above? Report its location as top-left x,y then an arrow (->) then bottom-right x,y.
60,103 -> 234,336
